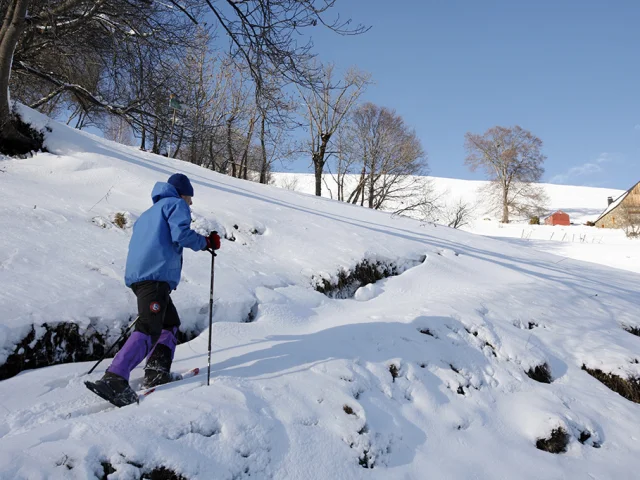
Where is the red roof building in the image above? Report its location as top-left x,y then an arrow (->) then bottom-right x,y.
544,210 -> 570,226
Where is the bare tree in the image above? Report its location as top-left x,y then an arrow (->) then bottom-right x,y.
206,1 -> 369,103
256,106 -> 295,184
465,126 -> 547,223
441,198 -> 475,229
0,0 -> 32,152
104,116 -> 133,146
1,0 -> 367,155
279,175 -> 300,191
1,0 -> 203,153
220,72 -> 256,177
254,74 -> 297,184
298,64 -> 370,196
343,102 -> 428,211
332,125 -> 363,202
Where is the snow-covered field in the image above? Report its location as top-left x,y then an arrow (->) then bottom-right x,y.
272,173 -> 640,274
271,173 -> 624,225
0,108 -> 639,479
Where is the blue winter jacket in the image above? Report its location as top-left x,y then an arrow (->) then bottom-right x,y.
125,182 -> 207,290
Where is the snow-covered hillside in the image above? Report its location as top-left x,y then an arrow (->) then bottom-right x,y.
1,108 -> 639,479
271,173 -> 624,225
271,173 -> 640,274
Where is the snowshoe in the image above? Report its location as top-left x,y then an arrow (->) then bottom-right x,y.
84,372 -> 139,408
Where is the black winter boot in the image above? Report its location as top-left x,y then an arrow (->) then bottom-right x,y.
85,372 -> 139,407
142,344 -> 174,389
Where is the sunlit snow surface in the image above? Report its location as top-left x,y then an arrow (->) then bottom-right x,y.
0,107 -> 638,479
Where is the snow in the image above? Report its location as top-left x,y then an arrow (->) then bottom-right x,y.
272,172 -> 624,225
0,106 -> 639,479
272,173 -> 640,275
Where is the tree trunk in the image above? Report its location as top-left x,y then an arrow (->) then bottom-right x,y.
227,117 -> 236,177
259,114 -> 268,184
349,164 -> 367,205
152,120 -> 160,154
207,137 -> 215,170
313,134 -> 330,196
75,111 -> 86,129
313,156 -> 324,196
240,115 -> 256,180
367,156 -> 375,209
140,124 -> 146,151
173,125 -> 184,159
0,0 -> 34,153
501,186 -> 509,223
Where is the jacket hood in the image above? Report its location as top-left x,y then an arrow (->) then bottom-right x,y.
151,182 -> 180,204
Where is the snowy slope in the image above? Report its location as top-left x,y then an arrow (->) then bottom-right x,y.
271,173 -> 625,225
272,173 -> 640,275
1,108 -> 639,480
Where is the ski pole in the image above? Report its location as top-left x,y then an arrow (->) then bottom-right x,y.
207,245 -> 216,386
87,315 -> 139,375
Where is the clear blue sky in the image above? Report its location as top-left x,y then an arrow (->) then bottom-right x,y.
287,0 -> 640,189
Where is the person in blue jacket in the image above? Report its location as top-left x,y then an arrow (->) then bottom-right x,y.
87,173 -> 221,407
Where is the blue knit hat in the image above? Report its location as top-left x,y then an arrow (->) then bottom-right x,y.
167,173 -> 194,197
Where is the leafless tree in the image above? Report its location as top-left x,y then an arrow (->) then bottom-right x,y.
279,175 -> 300,191
343,102 -> 428,211
298,63 -> 370,196
104,116 -> 133,146
441,198 -> 475,229
1,0 -> 202,153
331,125 -> 362,202
465,126 -> 547,223
219,71 -> 257,177
1,0 -> 367,155
207,0 -> 369,104
254,74 -> 297,184
256,106 -> 296,184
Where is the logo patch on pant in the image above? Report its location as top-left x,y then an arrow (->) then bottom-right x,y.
150,302 -> 161,313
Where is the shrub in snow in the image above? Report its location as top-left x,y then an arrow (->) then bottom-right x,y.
141,466 -> 188,479
0,322 -> 122,381
100,462 -> 187,480
623,325 -> 640,337
343,404 -> 356,416
314,259 -> 398,299
0,110 -> 47,157
389,364 -> 400,382
536,427 -> 570,454
112,212 -> 128,229
313,256 -> 424,299
359,450 -> 373,469
578,430 -> 601,448
529,216 -> 540,225
101,461 -> 116,478
582,365 -> 640,404
526,362 -> 553,384
578,430 -> 590,443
